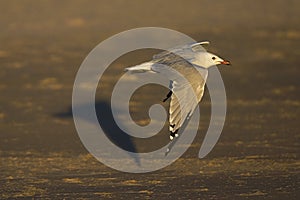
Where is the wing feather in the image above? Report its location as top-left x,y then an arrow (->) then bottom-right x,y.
151,53 -> 208,134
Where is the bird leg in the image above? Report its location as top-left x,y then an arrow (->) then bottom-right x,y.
163,91 -> 172,102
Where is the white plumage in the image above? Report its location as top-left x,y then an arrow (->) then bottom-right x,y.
125,41 -> 230,140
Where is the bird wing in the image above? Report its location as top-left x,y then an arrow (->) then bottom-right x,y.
168,66 -> 207,133
190,41 -> 210,51
151,51 -> 208,135
153,41 -> 209,63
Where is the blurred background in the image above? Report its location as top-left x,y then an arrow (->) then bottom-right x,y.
0,0 -> 299,199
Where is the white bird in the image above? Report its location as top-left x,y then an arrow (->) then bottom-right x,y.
125,41 -> 230,140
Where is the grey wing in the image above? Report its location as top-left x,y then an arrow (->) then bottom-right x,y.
168,66 -> 207,133
151,54 -> 208,134
153,41 -> 208,63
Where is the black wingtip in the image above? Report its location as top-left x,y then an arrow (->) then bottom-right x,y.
169,129 -> 179,140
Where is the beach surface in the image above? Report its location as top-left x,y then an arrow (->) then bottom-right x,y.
0,1 -> 299,199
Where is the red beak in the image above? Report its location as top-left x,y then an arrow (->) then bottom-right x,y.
220,60 -> 231,65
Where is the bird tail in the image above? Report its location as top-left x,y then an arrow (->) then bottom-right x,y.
124,62 -> 153,73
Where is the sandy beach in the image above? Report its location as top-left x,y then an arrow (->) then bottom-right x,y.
0,0 -> 299,199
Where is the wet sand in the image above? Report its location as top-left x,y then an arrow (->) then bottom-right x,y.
0,0 -> 299,199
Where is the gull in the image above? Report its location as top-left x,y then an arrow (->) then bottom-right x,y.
125,41 -> 230,140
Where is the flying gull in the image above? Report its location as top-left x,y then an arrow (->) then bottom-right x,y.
125,41 -> 230,140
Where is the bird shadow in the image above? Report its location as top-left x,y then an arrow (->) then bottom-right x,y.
54,100 -> 141,166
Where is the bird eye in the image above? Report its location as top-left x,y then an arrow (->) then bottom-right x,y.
212,57 -> 216,60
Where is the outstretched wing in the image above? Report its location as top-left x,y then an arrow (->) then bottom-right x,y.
151,51 -> 208,137
168,66 -> 207,135
153,41 -> 209,63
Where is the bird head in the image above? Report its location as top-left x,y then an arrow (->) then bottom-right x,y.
193,51 -> 230,68
207,52 -> 231,67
